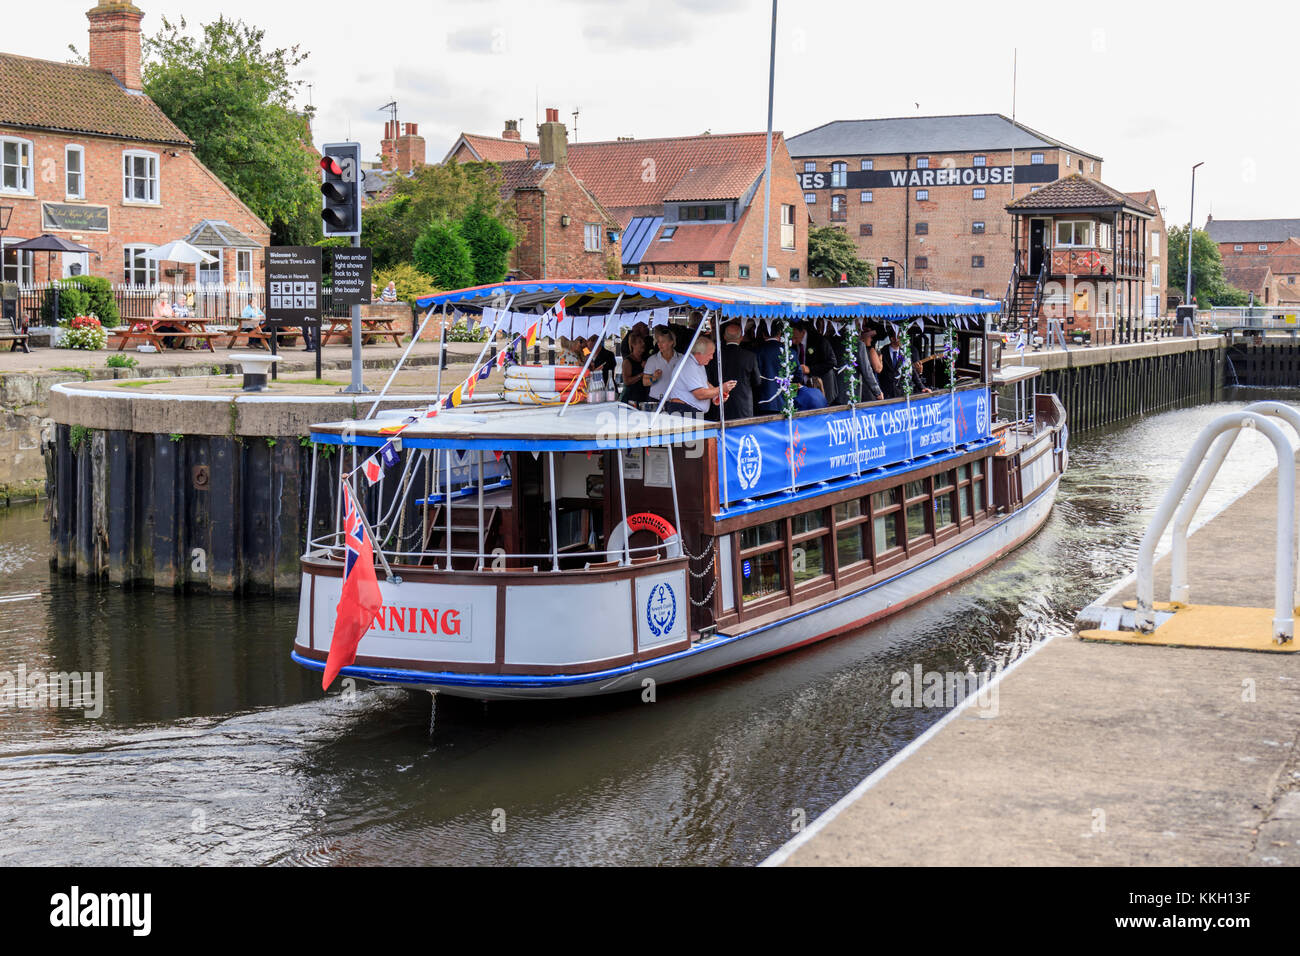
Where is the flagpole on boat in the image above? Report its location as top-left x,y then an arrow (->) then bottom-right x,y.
760,0 -> 777,290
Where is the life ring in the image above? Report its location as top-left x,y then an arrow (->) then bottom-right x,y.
504,364 -> 586,386
606,512 -> 682,561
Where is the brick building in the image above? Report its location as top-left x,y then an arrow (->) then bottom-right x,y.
0,1 -> 269,289
1207,219 -> 1300,305
1125,189 -> 1167,314
1207,217 -> 1300,260
787,114 -> 1102,297
449,118 -> 809,285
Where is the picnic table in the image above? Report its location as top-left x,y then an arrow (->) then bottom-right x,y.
221,325 -> 301,349
110,318 -> 220,352
321,315 -> 404,347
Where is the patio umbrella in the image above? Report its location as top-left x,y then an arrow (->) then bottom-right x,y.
10,233 -> 95,282
142,240 -> 217,265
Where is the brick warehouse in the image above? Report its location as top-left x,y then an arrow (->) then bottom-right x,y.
0,1 -> 269,290
449,118 -> 808,285
787,114 -> 1103,298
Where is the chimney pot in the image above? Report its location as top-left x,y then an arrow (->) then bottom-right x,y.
545,108 -> 559,123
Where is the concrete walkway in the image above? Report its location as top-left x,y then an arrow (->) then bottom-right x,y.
772,454 -> 1300,867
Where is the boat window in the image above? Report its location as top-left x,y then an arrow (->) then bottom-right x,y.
934,492 -> 955,529
740,519 -> 782,550
874,512 -> 900,554
905,479 -> 927,500
837,524 -> 867,567
792,534 -> 828,586
956,464 -> 970,483
834,498 -> 862,522
906,500 -> 929,541
741,550 -> 784,604
871,488 -> 898,511
791,509 -> 828,536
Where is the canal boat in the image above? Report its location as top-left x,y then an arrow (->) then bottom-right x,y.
291,280 -> 1067,699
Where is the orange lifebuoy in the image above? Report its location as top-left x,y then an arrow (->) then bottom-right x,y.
627,512 -> 677,541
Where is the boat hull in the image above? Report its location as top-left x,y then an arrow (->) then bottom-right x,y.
293,476 -> 1060,700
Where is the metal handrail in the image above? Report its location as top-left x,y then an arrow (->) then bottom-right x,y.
1135,409 -> 1296,642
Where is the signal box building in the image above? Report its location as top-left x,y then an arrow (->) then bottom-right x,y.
787,114 -> 1102,298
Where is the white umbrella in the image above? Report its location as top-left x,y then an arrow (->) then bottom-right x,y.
142,240 -> 217,265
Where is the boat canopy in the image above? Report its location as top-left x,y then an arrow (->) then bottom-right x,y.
415,280 -> 999,321
310,400 -> 717,451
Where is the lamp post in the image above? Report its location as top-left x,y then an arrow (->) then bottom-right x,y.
1185,162 -> 1204,333
759,0 -> 777,288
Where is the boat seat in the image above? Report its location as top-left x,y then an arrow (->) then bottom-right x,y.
630,554 -> 661,566
583,559 -> 622,571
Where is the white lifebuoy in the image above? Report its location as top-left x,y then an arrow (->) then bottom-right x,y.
606,513 -> 682,563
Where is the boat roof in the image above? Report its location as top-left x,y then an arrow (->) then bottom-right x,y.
415,279 -> 999,320
309,400 -> 718,451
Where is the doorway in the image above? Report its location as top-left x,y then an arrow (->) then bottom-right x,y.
1029,219 -> 1048,275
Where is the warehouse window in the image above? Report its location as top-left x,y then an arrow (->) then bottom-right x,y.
860,223 -> 872,236
972,221 -> 985,234
916,157 -> 929,169
830,195 -> 847,221
803,161 -> 816,172
860,159 -> 873,171
914,256 -> 928,270
916,189 -> 929,201
972,155 -> 987,167
915,222 -> 928,235
1234,244 -> 1243,252
830,162 -> 847,187
804,192 -> 816,204
860,191 -> 872,203
1030,153 -> 1044,164
972,187 -> 986,200
972,255 -> 985,268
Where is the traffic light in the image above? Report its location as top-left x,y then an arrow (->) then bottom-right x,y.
319,141 -> 361,238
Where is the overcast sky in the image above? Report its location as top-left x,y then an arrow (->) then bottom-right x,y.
15,0 -> 1295,226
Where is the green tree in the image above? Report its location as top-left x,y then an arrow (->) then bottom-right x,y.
1166,224 -> 1251,307
412,221 -> 475,290
458,204 -> 517,284
808,226 -> 875,286
142,16 -> 319,245
362,162 -> 515,270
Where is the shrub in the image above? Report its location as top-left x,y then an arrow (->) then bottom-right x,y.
445,323 -> 488,343
458,205 -> 516,285
67,276 -> 120,328
41,284 -> 91,323
106,354 -> 139,369
412,220 -> 475,290
60,315 -> 107,350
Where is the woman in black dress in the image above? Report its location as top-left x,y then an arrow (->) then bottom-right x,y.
619,333 -> 651,404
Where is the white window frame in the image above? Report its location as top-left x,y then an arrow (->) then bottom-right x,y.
583,223 -> 602,253
803,161 -> 816,173
830,162 -> 847,188
860,159 -> 873,171
1055,220 -> 1096,248
1150,232 -> 1160,258
236,249 -> 253,287
1234,244 -> 1243,252
915,189 -> 929,201
123,243 -> 158,287
198,247 -> 223,285
1030,152 -> 1044,165
1064,152 -> 1071,168
915,157 -> 929,169
804,192 -> 816,204
65,145 -> 85,200
1,245 -> 34,284
0,136 -> 34,195
972,187 -> 986,200
1152,263 -> 1160,287
972,155 -> 987,167
780,203 -> 795,251
123,149 -> 160,204
1259,244 -> 1268,251
860,191 -> 872,203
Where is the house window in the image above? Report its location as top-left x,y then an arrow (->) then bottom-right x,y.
1064,153 -> 1071,168
972,187 -> 986,200
1089,161 -> 1095,173
738,265 -> 750,279
789,268 -> 800,282
972,221 -> 985,234
584,223 -> 602,252
1152,263 -> 1160,287
1078,159 -> 1084,171
830,195 -> 847,221
198,248 -> 222,285
915,189 -> 928,201
830,162 -> 847,188
916,157 -> 929,169
971,289 -> 986,299
1,137 -> 33,194
915,222 -> 928,235
1150,232 -> 1160,258
972,155 -> 987,167
123,150 -> 159,203
679,204 -> 727,221
803,161 -> 816,173
1233,244 -> 1243,251
804,193 -> 817,204
780,204 -> 795,250
972,255 -> 985,268
236,250 -> 253,287
1259,244 -> 1268,251
65,146 -> 85,200
123,244 -> 158,286
859,223 -> 873,237
699,263 -> 715,277
1030,153 -> 1044,164
860,159 -> 873,171
1055,220 -> 1096,247
660,226 -> 677,240
1,246 -> 33,284
860,191 -> 873,203
914,256 -> 928,270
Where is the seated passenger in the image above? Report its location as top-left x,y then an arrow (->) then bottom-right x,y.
794,376 -> 828,411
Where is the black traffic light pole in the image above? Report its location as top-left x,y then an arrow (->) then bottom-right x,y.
320,141 -> 369,394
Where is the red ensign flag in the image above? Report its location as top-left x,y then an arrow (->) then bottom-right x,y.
322,482 -> 383,690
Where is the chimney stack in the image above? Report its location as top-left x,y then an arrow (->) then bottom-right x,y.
87,1 -> 145,91
381,120 -> 425,173
502,119 -> 521,141
538,108 -> 567,167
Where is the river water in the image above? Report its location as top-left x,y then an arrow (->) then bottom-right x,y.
0,387 -> 1293,866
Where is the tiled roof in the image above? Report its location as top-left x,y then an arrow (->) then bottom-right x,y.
524,132 -> 773,211
788,113 -> 1101,161
1123,190 -> 1159,215
185,219 -> 260,248
453,133 -> 533,163
1206,218 -> 1300,244
0,52 -> 191,147
1223,264 -> 1272,293
639,212 -> 750,265
1006,173 -> 1154,215
495,158 -> 552,196
1225,238 -> 1300,277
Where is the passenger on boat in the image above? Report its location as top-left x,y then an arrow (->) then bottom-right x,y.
663,339 -> 734,415
619,333 -> 651,404
755,320 -> 786,414
619,320 -> 651,360
881,331 -> 907,398
710,320 -> 759,421
794,376 -> 828,410
791,323 -> 839,405
856,326 -> 885,401
585,335 -> 618,388
644,325 -> 681,402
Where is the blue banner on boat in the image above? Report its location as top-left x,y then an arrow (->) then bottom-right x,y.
719,387 -> 992,500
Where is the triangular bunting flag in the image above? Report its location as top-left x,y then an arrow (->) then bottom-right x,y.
525,320 -> 539,350
450,385 -> 464,407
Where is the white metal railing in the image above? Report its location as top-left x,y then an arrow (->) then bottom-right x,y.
1135,406 -> 1298,642
1203,306 -> 1300,330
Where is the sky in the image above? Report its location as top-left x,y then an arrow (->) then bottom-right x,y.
12,0 -> 1296,226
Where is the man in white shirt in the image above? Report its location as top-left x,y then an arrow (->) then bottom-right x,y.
643,325 -> 681,402
664,339 -> 733,414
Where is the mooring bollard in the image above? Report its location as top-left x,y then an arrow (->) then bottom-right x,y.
230,352 -> 282,392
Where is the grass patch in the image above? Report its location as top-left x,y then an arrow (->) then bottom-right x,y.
115,378 -> 168,388
51,366 -> 92,381
279,376 -> 347,386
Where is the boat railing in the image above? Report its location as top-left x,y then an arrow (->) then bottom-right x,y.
305,534 -> 678,572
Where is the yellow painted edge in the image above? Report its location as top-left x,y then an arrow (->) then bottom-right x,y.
1120,600 -> 1185,611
